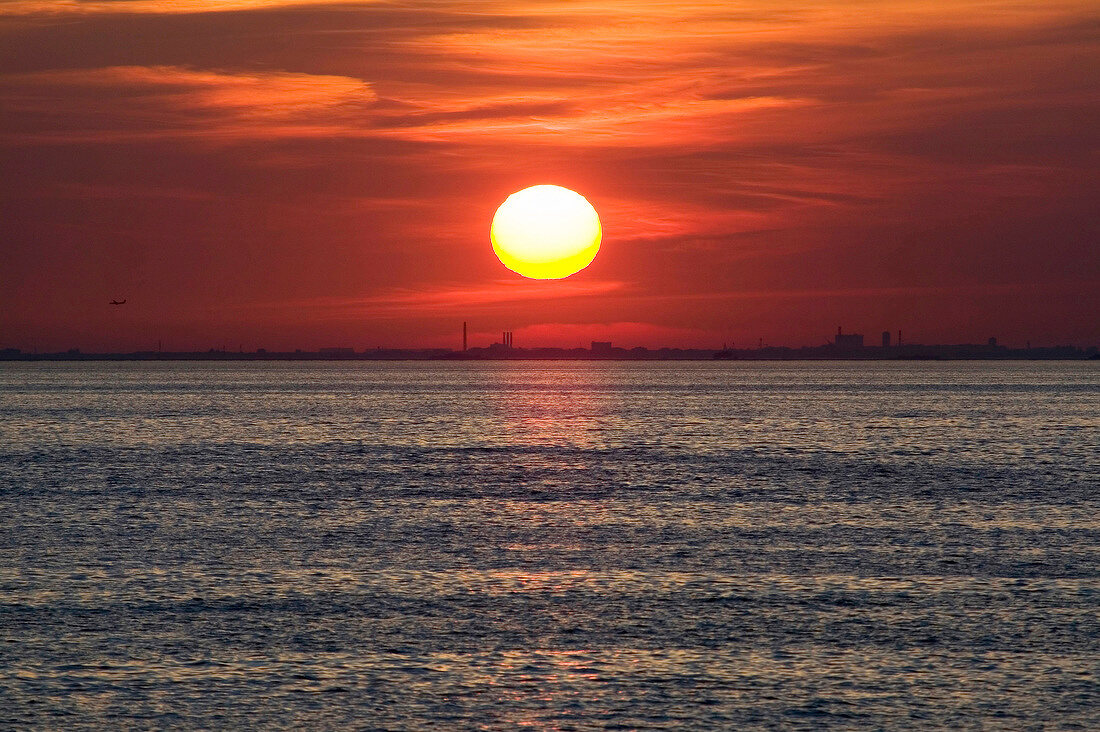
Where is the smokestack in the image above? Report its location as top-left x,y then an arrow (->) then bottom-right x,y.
838,326 -> 842,336
463,321 -> 467,351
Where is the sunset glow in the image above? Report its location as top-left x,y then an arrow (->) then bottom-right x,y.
491,186 -> 602,280
2,2 -> 1096,726
0,0 -> 1096,350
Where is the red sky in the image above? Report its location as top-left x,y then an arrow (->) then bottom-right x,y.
1,0 -> 1097,351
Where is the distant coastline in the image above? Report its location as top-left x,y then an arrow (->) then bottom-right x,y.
2,344 -> 1096,361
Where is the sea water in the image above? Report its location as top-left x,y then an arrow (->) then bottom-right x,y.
1,361 -> 1097,729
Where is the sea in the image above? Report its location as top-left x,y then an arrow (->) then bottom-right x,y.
1,361 -> 1097,730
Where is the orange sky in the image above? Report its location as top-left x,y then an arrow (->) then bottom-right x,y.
1,0 -> 1097,351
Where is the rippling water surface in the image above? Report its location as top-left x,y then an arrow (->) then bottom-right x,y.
1,361 -> 1097,729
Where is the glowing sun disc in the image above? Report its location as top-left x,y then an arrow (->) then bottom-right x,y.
491,185 -> 602,279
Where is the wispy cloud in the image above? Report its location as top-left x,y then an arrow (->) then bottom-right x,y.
0,65 -> 375,142
0,0 -> 375,16
3,2 -> 1095,155
234,279 -> 630,320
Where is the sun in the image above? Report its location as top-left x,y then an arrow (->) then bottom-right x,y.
491,185 -> 601,279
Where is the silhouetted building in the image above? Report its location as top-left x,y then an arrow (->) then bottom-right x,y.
591,341 -> 612,354
319,347 -> 355,355
487,332 -> 514,354
988,337 -> 997,347
882,331 -> 891,348
834,327 -> 863,349
463,321 -> 467,351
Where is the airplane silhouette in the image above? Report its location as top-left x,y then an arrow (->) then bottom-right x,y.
110,299 -> 126,305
